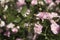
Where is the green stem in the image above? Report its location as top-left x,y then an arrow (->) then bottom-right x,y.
44,26 -> 50,40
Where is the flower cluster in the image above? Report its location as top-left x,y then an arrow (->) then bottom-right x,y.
0,0 -> 60,40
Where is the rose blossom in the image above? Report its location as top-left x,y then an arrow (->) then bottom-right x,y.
16,0 -> 26,7
50,20 -> 60,34
34,24 -> 43,34
36,12 -> 48,19
36,12 -> 51,20
12,28 -> 18,33
36,12 -> 60,21
50,21 -> 60,34
31,0 -> 38,5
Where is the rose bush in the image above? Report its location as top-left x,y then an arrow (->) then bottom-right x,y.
0,0 -> 60,40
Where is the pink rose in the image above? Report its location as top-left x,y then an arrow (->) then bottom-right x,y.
34,24 -> 43,34
36,12 -> 51,20
16,0 -> 26,7
12,28 -> 18,33
50,23 -> 60,34
31,0 -> 37,5
36,12 -> 60,21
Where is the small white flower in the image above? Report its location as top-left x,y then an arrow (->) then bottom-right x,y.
36,17 -> 40,20
17,7 -> 22,13
23,14 -> 27,17
22,9 -> 30,17
0,19 -> 5,27
16,26 -> 20,29
51,12 -> 58,17
26,9 -> 30,15
24,23 -> 29,27
39,8 -> 42,11
39,1 -> 44,5
3,5 -> 8,12
26,12 -> 30,15
6,23 -> 15,28
27,9 -> 30,13
49,12 -> 60,19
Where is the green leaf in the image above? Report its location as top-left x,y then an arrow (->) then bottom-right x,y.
25,0 -> 31,2
13,17 -> 21,23
6,14 -> 16,23
21,6 -> 27,17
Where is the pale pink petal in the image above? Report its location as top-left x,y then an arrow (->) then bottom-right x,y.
31,0 -> 38,5
55,0 -> 60,4
34,24 -> 43,34
12,28 -> 18,33
50,23 -> 60,34
16,0 -> 26,7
